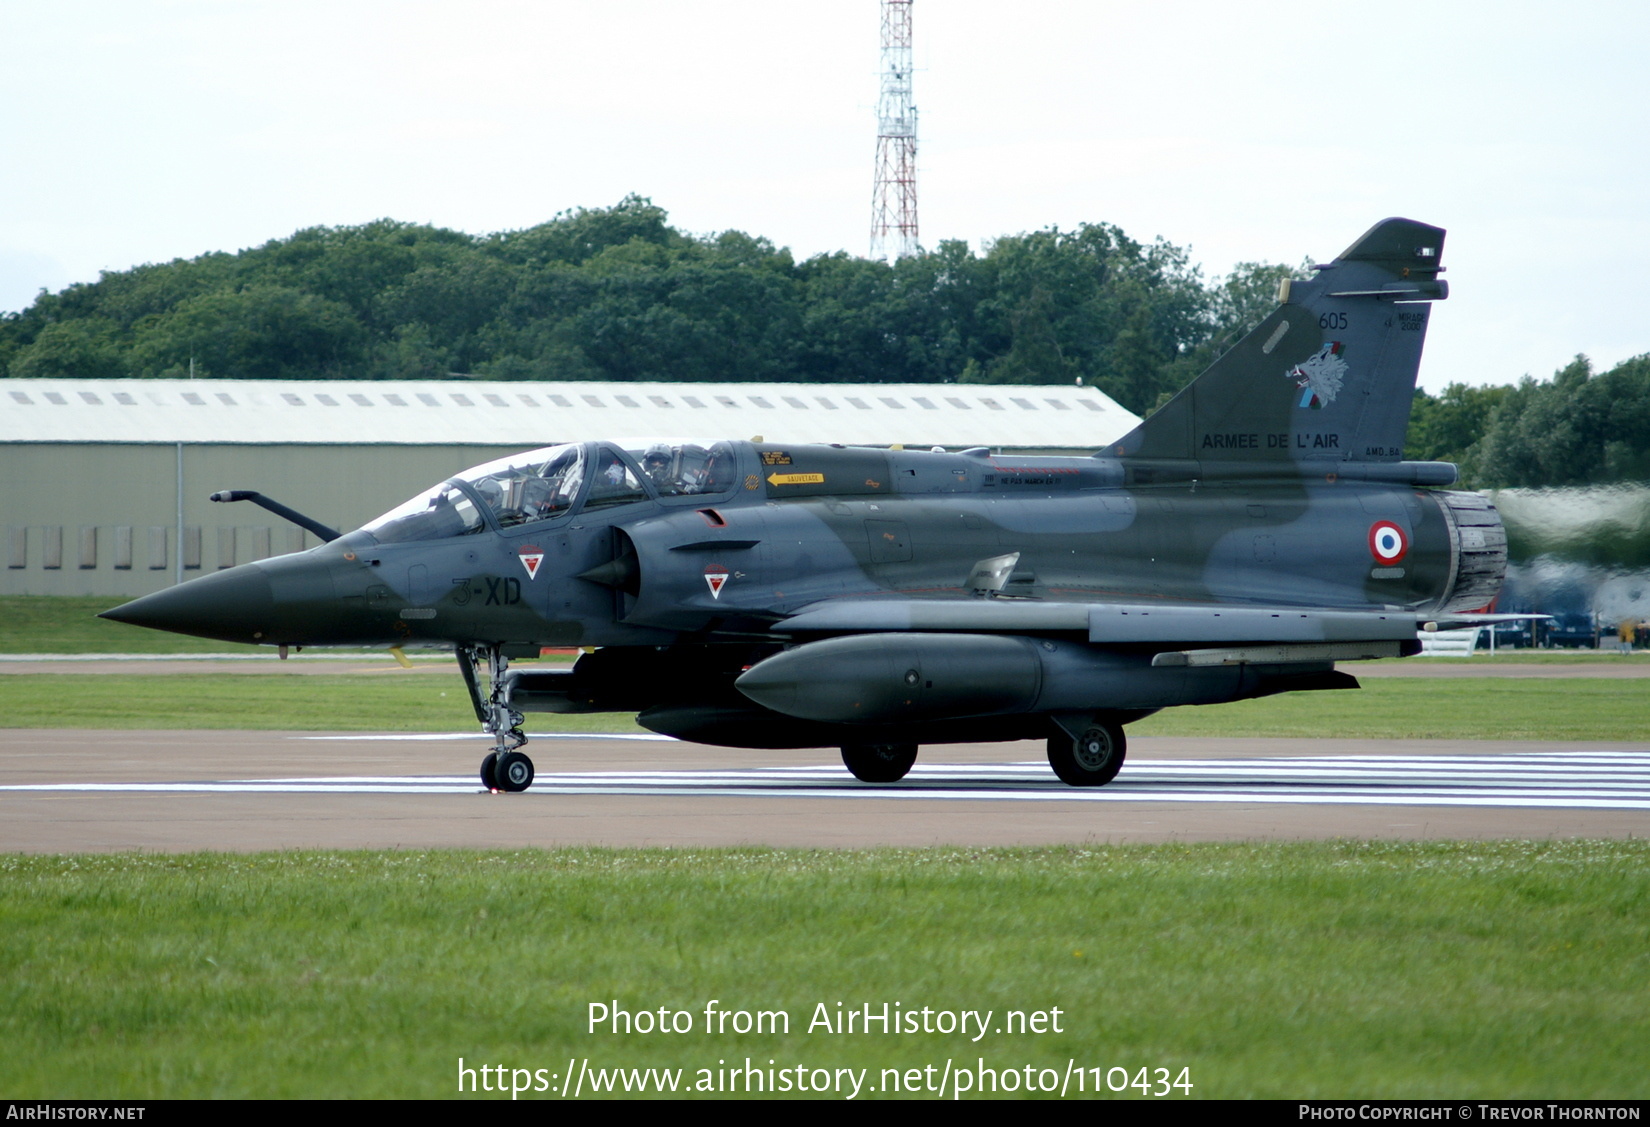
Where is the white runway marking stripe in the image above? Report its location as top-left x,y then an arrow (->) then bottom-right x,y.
7,752 -> 1650,809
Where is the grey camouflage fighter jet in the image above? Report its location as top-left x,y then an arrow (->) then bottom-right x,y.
103,218 -> 1516,792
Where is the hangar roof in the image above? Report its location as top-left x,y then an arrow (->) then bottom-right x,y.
0,379 -> 1139,450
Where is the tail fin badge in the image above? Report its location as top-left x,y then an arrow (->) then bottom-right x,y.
1288,343 -> 1348,409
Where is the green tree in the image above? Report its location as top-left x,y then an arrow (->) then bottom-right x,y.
1405,382 -> 1513,479
129,285 -> 365,380
957,223 -> 1212,411
8,319 -> 128,379
485,195 -> 680,268
0,199 -> 1341,408
1473,355 -> 1650,486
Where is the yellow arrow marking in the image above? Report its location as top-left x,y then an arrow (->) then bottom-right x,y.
766,471 -> 825,486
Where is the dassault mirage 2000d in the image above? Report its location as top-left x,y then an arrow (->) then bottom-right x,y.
103,218 -> 1513,792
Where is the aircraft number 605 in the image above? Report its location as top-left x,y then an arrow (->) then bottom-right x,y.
1318,311 -> 1348,329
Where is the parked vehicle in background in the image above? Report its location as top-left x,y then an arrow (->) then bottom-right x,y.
1543,612 -> 1598,649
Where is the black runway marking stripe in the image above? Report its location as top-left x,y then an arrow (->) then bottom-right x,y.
7,751 -> 1650,809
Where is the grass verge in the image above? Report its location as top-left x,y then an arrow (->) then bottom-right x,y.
0,673 -> 640,733
1128,676 -> 1650,741
0,673 -> 1644,740
2,842 -> 1645,1099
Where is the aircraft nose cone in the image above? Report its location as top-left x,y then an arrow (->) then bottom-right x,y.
100,565 -> 276,645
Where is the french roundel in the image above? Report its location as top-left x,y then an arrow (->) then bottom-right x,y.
1368,520 -> 1409,564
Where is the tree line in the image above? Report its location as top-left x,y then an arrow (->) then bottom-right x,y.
3,194 -> 1645,487
0,195 -> 1279,418
1409,355 -> 1650,487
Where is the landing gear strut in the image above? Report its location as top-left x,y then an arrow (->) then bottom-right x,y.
462,644 -> 534,792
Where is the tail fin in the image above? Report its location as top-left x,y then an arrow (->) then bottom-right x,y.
1113,218 -> 1447,467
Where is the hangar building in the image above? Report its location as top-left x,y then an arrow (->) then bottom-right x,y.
2,378 -> 1139,598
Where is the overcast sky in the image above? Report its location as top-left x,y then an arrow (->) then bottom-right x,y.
3,0 -> 1646,392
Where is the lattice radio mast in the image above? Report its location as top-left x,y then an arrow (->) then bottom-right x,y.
870,0 -> 918,261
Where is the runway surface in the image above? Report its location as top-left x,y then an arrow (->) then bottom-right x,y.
3,729 -> 1646,851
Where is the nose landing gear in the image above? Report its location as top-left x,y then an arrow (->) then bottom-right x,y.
462,644 -> 535,792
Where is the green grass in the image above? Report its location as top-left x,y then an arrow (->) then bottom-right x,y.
0,672 -> 641,733
1357,648 -> 1650,664
2,842 -> 1645,1099
0,672 -> 1643,740
1130,676 -> 1650,741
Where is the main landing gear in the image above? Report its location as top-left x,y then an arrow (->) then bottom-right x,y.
838,720 -> 1129,788
462,644 -> 535,792
1046,717 -> 1126,787
840,742 -> 919,783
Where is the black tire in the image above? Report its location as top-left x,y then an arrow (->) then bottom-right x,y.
840,742 -> 919,783
1046,721 -> 1126,787
495,750 -> 535,792
480,752 -> 499,789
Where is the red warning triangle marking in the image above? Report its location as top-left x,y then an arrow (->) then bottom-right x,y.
705,570 -> 728,598
519,552 -> 544,581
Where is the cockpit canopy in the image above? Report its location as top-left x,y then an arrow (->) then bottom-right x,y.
362,440 -> 737,544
